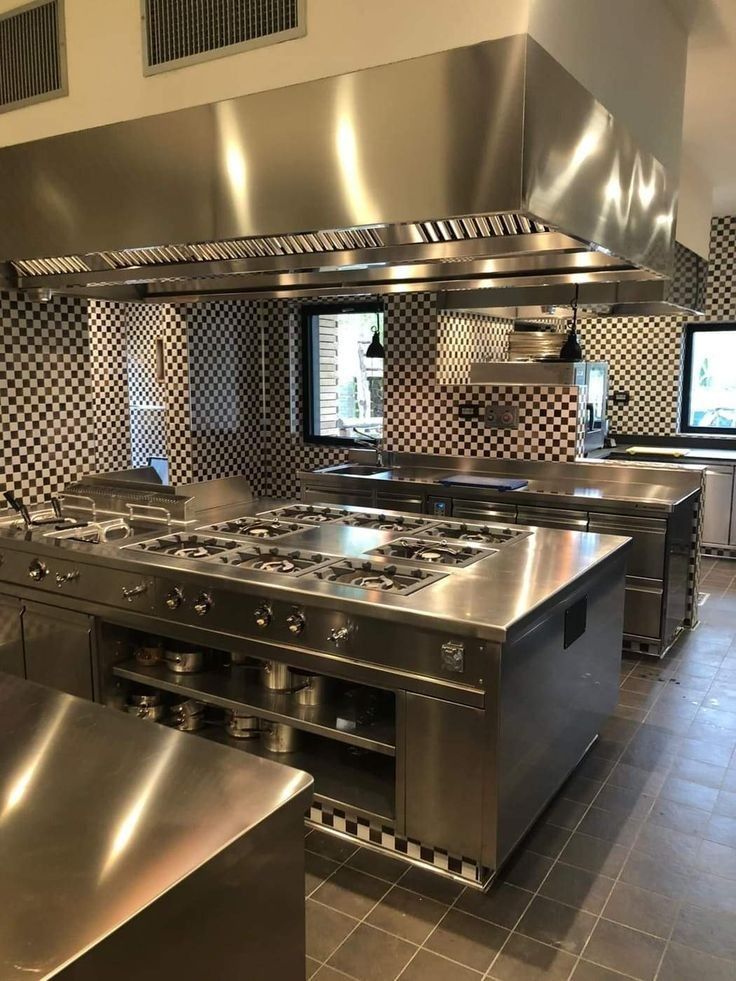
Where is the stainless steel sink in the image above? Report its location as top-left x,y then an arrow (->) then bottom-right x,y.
326,464 -> 390,476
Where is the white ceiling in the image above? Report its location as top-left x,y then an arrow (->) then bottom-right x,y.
680,0 -> 736,214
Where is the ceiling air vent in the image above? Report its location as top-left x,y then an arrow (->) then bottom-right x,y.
0,0 -> 67,113
142,0 -> 306,75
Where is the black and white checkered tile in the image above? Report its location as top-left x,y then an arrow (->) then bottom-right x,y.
707,216 -> 736,319
88,300 -> 132,474
577,316 -> 684,437
1,292 -> 96,505
307,800 -> 491,887
435,311 -> 511,385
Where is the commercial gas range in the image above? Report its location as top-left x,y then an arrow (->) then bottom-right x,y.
0,489 -> 629,889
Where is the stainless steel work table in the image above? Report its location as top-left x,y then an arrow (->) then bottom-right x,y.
0,673 -> 313,981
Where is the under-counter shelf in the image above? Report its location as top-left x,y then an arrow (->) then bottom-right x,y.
200,726 -> 395,823
113,659 -> 396,756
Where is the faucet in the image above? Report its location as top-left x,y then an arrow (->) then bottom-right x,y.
353,431 -> 392,469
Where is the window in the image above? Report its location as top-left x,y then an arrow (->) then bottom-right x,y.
680,323 -> 736,434
303,304 -> 384,444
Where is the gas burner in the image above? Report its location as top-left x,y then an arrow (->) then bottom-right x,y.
308,559 -> 444,595
336,512 -> 434,533
126,534 -> 241,560
367,537 -> 495,567
257,505 -> 349,525
197,516 -> 308,540
417,522 -> 525,546
213,545 -> 329,576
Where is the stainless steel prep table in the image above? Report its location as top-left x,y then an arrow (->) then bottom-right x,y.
0,673 -> 312,981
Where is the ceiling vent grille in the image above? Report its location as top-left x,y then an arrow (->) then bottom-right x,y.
0,0 -> 66,113
142,0 -> 305,75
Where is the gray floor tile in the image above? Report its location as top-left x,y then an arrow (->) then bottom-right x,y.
695,838 -> 736,879
455,882 -> 533,929
346,848 -> 408,883
559,833 -> 629,877
313,866 -> 391,919
307,829 -> 360,863
516,895 -> 597,955
633,822 -> 701,865
365,885 -> 446,945
576,806 -> 642,846
499,850 -> 554,891
488,932 -> 577,981
672,902 -> 736,961
601,881 -> 678,938
583,919 -> 665,980
423,908 -> 508,973
327,923 -> 417,981
543,796 -> 588,830
659,775 -> 719,811
398,866 -> 464,905
669,756 -> 726,789
706,812 -> 736,847
397,949 -> 483,980
620,847 -> 689,900
306,899 -> 359,961
658,941 -> 736,981
306,955 -> 321,979
313,967 -> 359,981
683,867 -> 736,914
594,784 -> 655,819
646,797 -> 712,836
571,962 -> 632,980
307,851 -> 340,896
539,862 -> 615,914
716,789 -> 736,817
608,762 -> 667,796
522,821 -> 571,859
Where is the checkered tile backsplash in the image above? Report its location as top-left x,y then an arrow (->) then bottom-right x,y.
1,292 -> 95,504
88,300 -> 132,474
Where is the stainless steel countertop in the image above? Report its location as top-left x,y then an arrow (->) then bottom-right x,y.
0,674 -> 312,980
0,499 -> 630,641
302,453 -> 703,513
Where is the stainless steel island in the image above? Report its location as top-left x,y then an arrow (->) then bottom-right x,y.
0,478 -> 629,891
0,673 -> 312,980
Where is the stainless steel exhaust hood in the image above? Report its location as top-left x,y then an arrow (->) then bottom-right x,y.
440,241 -> 707,320
0,34 -> 677,303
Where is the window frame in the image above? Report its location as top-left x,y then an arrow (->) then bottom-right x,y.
301,301 -> 384,446
680,321 -> 736,436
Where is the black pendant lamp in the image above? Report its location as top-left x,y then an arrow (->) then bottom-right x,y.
366,313 -> 385,359
559,284 -> 583,361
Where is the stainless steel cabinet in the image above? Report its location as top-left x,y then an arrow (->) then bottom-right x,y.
301,486 -> 374,507
703,466 -> 733,545
449,500 -> 517,522
22,602 -> 93,699
0,594 -> 25,677
375,492 -> 424,514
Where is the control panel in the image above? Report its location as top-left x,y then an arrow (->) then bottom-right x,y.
484,403 -> 519,430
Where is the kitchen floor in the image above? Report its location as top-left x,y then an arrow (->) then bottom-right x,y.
304,558 -> 736,981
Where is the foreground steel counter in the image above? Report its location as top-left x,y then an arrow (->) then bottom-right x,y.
0,674 -> 312,981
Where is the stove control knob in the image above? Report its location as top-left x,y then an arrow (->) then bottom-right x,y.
286,609 -> 306,635
28,559 -> 47,581
193,592 -> 213,617
165,587 -> 184,610
328,625 -> 350,646
254,604 -> 272,629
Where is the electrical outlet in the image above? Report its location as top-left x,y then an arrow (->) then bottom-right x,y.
484,403 -> 518,429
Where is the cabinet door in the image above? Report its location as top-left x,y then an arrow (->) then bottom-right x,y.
404,693 -> 485,858
301,486 -> 374,507
375,493 -> 424,514
0,594 -> 25,677
22,602 -> 93,699
700,467 -> 733,545
517,506 -> 588,531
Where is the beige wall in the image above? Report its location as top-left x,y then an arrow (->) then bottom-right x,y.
676,152 -> 714,258
0,0 -> 529,147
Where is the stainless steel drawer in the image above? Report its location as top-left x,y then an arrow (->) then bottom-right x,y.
517,506 -> 588,531
301,486 -> 374,507
588,513 -> 667,580
623,581 -> 663,640
451,501 -> 517,522
375,493 -> 424,514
